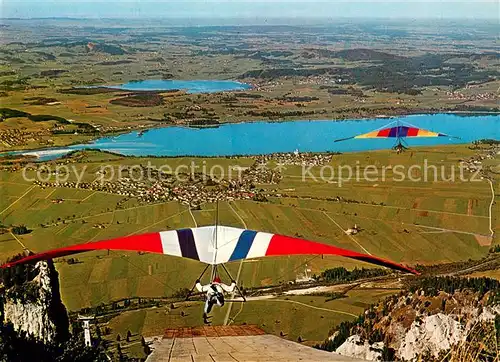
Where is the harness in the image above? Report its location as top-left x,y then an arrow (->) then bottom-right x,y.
210,284 -> 224,304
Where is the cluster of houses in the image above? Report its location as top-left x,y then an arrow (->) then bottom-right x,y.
446,91 -> 497,101
28,152 -> 335,207
254,151 -> 333,167
31,158 -> 281,207
0,129 -> 52,148
462,143 -> 499,177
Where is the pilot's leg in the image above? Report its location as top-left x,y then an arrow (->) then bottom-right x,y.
203,298 -> 213,323
204,299 -> 210,314
216,294 -> 225,307
206,298 -> 214,314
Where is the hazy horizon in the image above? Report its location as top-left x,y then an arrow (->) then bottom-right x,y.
2,1 -> 499,21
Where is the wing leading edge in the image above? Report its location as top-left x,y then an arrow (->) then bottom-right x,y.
334,124 -> 457,142
354,125 -> 448,139
1,226 -> 419,275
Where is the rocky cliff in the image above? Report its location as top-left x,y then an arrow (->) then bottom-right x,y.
0,259 -> 69,344
319,276 -> 500,361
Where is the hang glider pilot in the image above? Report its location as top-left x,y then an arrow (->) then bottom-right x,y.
196,276 -> 236,323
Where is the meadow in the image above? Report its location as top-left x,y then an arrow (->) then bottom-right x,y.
0,145 -> 496,319
103,288 -> 399,346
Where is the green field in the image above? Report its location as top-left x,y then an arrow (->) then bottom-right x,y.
104,288 -> 399,343
0,145 -> 496,314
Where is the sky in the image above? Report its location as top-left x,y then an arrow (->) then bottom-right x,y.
1,0 -> 499,20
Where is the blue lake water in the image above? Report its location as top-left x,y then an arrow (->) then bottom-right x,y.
109,79 -> 252,93
12,114 -> 500,161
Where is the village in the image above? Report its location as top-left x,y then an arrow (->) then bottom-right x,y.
462,140 -> 500,177
0,129 -> 53,148
14,142 -> 500,210
30,152 -> 334,207
446,90 -> 497,102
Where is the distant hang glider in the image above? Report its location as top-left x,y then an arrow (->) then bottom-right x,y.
0,225 -> 418,275
334,119 -> 459,152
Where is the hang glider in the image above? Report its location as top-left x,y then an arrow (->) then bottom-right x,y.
1,225 -> 418,275
336,125 -> 450,141
335,120 -> 458,142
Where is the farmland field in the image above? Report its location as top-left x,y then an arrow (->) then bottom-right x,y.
0,144 -> 496,314
104,288 -> 400,343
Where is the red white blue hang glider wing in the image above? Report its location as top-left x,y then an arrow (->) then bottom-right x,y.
1,226 -> 418,274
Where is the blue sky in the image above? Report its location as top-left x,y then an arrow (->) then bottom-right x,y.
1,1 -> 499,20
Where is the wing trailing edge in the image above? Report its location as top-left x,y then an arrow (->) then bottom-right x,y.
1,226 -> 419,275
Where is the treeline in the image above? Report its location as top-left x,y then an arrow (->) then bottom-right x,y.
196,49 -> 293,58
489,244 -> 500,253
86,42 -> 127,56
0,253 -> 39,294
188,119 -> 220,126
244,109 -> 319,119
239,67 -> 346,80
319,267 -> 389,283
11,225 -> 30,235
406,276 -> 500,300
302,48 -> 405,62
76,296 -> 170,317
0,108 -> 96,133
477,139 -> 500,146
277,96 -> 319,102
0,322 -> 107,362
24,96 -> 59,105
0,77 -> 30,90
0,107 -> 68,123
40,69 -> 67,77
240,51 -> 499,94
58,87 -> 119,95
97,60 -> 133,66
234,92 -> 263,99
319,85 -> 364,97
0,108 -> 30,119
349,61 -> 495,93
316,317 -> 363,352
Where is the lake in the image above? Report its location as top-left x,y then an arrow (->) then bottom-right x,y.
13,114 -> 500,161
108,79 -> 252,93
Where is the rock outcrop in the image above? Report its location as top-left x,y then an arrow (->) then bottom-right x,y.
318,276 -> 500,361
398,313 -> 465,360
1,260 -> 69,344
336,335 -> 384,361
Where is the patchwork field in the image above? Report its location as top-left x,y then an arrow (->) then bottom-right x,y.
0,145 -> 496,315
104,288 -> 399,343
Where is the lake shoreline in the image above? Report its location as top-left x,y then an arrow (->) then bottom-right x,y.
2,113 -> 498,161
101,79 -> 253,93
1,110 -> 498,154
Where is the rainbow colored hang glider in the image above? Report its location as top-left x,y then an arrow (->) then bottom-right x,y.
349,125 -> 448,139
334,120 -> 458,147
0,226 -> 418,275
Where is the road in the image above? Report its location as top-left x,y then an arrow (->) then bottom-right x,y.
0,185 -> 35,217
486,179 -> 495,238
